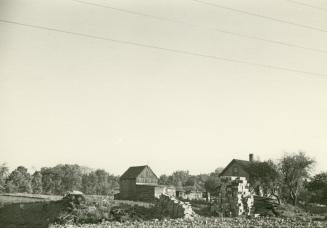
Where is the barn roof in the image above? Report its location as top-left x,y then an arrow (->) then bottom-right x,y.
219,159 -> 252,177
120,165 -> 157,180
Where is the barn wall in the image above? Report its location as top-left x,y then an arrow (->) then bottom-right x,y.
136,166 -> 158,185
119,179 -> 136,200
135,185 -> 156,201
221,162 -> 250,179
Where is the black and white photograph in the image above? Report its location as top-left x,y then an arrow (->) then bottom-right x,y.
1,0 -> 327,227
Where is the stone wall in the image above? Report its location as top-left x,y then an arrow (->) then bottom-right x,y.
157,194 -> 195,220
211,176 -> 254,217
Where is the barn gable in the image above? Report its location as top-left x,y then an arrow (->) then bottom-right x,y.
120,165 -> 148,180
120,165 -> 158,182
136,166 -> 158,185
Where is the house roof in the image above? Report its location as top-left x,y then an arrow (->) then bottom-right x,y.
219,159 -> 252,177
120,165 -> 157,180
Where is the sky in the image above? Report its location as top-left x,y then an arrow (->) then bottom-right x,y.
0,0 -> 327,176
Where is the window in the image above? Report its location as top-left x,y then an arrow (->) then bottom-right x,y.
232,166 -> 239,176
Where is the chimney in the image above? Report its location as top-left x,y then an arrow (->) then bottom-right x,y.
249,153 -> 254,162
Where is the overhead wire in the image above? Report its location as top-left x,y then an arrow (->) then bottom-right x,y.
283,0 -> 327,12
70,0 -> 327,55
190,0 -> 327,34
0,19 -> 326,79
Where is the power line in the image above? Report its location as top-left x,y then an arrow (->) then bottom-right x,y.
0,19 -> 326,79
284,0 -> 327,12
70,0 -> 327,55
190,0 -> 327,34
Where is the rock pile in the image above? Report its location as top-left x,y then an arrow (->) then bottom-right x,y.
157,194 -> 195,220
211,176 -> 254,217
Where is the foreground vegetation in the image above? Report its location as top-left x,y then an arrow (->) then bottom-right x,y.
50,217 -> 327,228
1,193 -> 327,227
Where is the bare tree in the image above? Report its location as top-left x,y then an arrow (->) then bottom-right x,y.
279,152 -> 315,205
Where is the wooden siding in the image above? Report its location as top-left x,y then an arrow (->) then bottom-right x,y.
135,185 -> 156,201
136,166 -> 158,185
119,179 -> 136,200
220,162 -> 250,179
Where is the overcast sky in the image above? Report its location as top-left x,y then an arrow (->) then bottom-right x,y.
1,0 -> 327,175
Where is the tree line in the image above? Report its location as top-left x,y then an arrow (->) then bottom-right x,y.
0,151 -> 326,206
0,164 -> 119,195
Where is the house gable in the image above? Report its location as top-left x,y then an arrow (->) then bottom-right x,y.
219,159 -> 250,179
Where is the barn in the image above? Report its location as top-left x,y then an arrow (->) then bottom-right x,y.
118,165 -> 164,201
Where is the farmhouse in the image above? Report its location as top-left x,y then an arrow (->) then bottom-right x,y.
118,165 -> 175,201
219,154 -> 255,179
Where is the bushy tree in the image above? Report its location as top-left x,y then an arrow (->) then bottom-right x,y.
82,169 -> 119,195
41,167 -> 63,194
170,170 -> 190,186
306,172 -> 327,205
60,164 -> 83,192
248,160 -> 282,202
158,174 -> 170,185
279,152 -> 315,205
41,164 -> 83,195
82,171 -> 98,194
6,166 -> 32,193
0,163 -> 9,192
204,175 -> 221,195
31,171 -> 43,194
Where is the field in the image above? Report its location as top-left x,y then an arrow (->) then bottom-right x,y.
0,193 -> 62,206
50,217 -> 327,228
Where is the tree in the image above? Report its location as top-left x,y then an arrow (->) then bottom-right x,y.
158,174 -> 170,185
247,160 -> 282,202
82,172 -> 98,194
41,167 -> 63,194
82,169 -> 119,195
41,164 -> 83,195
279,152 -> 315,205
306,172 -> 327,205
6,166 -> 32,193
95,169 -> 111,195
60,164 -> 83,192
170,170 -> 190,186
0,163 -> 9,192
31,171 -> 43,194
204,175 -> 221,195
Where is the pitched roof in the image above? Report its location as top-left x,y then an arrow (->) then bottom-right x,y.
120,165 -> 155,180
219,159 -> 252,177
